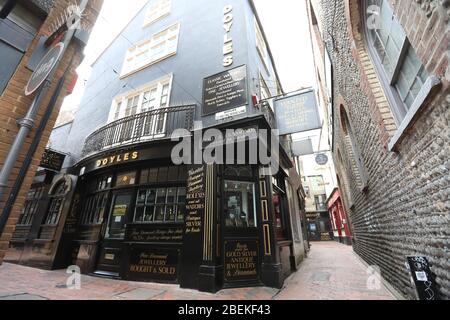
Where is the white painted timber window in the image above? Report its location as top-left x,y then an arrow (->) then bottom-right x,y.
121,23 -> 180,77
143,0 -> 172,27
255,19 -> 269,72
108,75 -> 172,123
259,73 -> 271,100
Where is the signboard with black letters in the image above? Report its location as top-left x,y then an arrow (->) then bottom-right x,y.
275,90 -> 321,135
202,65 -> 248,116
40,149 -> 66,172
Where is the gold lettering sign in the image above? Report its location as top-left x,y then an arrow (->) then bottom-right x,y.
96,151 -> 139,168
224,241 -> 259,282
223,5 -> 234,67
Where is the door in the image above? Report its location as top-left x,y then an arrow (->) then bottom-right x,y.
95,190 -> 133,277
222,179 -> 260,287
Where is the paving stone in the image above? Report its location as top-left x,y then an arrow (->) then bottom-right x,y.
115,288 -> 166,300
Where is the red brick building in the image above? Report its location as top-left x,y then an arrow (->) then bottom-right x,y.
0,0 -> 102,264
327,188 -> 352,245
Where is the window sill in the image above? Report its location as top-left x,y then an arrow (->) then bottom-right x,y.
388,76 -> 441,152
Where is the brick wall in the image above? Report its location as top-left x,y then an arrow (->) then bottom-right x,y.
310,0 -> 449,299
0,0 -> 103,264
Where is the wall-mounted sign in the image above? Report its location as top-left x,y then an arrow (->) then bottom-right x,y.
215,106 -> 246,121
40,149 -> 66,172
25,42 -> 64,96
224,240 -> 259,283
179,165 -> 206,289
223,5 -> 234,67
128,248 -> 179,282
292,139 -> 314,157
95,151 -> 139,168
275,90 -> 321,135
113,204 -> 127,216
315,154 -> 329,165
406,256 -> 438,300
202,65 -> 248,116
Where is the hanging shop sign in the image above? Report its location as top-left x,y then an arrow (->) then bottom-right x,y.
128,247 -> 179,282
292,139 -> 314,157
315,153 -> 329,165
224,240 -> 259,283
202,65 -> 248,116
275,90 -> 321,135
40,148 -> 66,172
223,5 -> 234,67
25,42 -> 65,96
406,256 -> 438,300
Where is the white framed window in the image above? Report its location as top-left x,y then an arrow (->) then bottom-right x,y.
108,75 -> 173,123
143,0 -> 172,27
255,18 -> 269,72
121,23 -> 180,77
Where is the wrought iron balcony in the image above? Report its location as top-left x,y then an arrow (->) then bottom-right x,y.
82,105 -> 195,157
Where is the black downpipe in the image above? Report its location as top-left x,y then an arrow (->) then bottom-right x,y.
0,63 -> 72,237
0,0 -> 17,19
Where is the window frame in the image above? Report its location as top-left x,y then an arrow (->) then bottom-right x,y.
142,0 -> 172,28
362,0 -> 440,150
108,75 -> 173,123
120,22 -> 180,78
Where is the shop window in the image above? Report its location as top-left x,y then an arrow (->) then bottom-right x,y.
18,185 -> 45,226
121,23 -> 180,77
134,187 -> 186,223
43,180 -> 69,226
363,0 -> 433,126
115,171 -> 137,187
224,180 -> 257,228
80,192 -> 108,225
273,178 -> 288,240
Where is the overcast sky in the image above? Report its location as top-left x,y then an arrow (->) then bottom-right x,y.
61,0 -> 316,114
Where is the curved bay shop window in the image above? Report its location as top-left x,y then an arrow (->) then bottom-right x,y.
224,181 -> 257,228
134,187 -> 186,223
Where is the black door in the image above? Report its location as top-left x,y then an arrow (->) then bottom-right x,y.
94,190 -> 133,277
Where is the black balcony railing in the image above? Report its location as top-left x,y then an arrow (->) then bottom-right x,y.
82,105 -> 195,157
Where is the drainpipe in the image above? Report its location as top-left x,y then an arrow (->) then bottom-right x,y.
0,0 -> 89,236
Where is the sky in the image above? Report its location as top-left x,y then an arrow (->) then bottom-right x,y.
59,0 -> 316,116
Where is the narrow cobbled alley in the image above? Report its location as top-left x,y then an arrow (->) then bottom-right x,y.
0,242 -> 396,300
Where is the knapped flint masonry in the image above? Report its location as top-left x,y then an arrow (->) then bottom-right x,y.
4,0 -> 309,293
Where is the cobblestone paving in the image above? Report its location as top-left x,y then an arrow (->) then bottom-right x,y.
0,242 -> 395,300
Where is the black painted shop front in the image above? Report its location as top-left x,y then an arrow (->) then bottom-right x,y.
9,122 -> 299,293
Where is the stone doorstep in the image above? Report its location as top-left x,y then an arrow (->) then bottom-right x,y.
352,251 -> 406,300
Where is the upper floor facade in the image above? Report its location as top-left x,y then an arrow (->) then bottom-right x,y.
51,0 -> 284,167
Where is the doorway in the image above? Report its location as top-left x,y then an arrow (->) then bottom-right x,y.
94,190 -> 133,277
